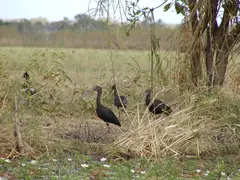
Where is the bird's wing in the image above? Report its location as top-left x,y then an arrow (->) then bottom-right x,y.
98,106 -> 121,126
120,96 -> 128,105
103,107 -> 118,119
153,99 -> 166,108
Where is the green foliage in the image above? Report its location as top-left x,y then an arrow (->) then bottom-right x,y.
175,2 -> 185,15
164,3 -> 172,12
1,154 -> 240,179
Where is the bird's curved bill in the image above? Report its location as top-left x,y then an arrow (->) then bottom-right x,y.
82,90 -> 93,100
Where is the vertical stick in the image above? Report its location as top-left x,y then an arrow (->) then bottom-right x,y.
14,95 -> 24,154
150,9 -> 156,92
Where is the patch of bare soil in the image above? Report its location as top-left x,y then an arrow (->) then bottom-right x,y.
53,117 -> 123,144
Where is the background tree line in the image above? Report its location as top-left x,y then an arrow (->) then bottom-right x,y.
0,14 -> 174,50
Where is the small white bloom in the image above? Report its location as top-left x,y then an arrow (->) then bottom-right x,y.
135,175 -> 140,178
52,159 -> 57,162
206,170 -> 210,174
103,164 -> 110,168
21,163 -> 26,167
204,172 -> 209,176
100,157 -> 107,162
67,158 -> 72,161
140,171 -> 146,174
30,160 -> 37,164
221,172 -> 226,176
196,169 -> 201,173
131,169 -> 135,173
81,164 -> 89,168
227,177 -> 231,180
4,159 -> 11,163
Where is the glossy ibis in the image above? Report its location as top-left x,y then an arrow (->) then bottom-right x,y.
22,72 -> 36,95
92,85 -> 121,132
111,84 -> 128,117
145,89 -> 172,115
23,72 -> 30,80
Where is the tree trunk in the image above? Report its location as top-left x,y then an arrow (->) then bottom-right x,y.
191,41 -> 202,86
205,27 -> 214,86
189,0 -> 203,86
213,49 -> 229,85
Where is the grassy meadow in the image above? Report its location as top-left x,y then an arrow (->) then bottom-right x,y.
0,46 -> 240,179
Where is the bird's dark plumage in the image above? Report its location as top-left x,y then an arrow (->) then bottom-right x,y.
112,85 -> 128,109
92,85 -> 121,131
23,72 -> 30,80
145,89 -> 172,115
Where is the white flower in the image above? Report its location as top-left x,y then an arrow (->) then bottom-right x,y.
81,164 -> 89,168
131,169 -> 135,173
30,160 -> 37,164
100,157 -> 107,162
67,158 -> 72,161
140,171 -> 146,174
206,170 -> 210,174
52,159 -> 57,162
21,163 -> 26,167
204,172 -> 209,176
4,159 -> 11,163
196,169 -> 201,173
221,172 -> 226,176
227,177 -> 231,180
103,164 -> 110,168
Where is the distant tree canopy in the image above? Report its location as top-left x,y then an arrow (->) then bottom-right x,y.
0,14 -> 164,34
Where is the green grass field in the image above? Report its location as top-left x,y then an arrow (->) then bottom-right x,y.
0,47 -> 240,179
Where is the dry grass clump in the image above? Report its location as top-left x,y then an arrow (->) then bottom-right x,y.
0,110 -> 59,157
114,89 -> 240,159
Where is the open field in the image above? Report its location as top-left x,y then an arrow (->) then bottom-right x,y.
0,47 -> 240,179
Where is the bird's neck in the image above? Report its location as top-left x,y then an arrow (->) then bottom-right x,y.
96,90 -> 102,107
113,88 -> 118,97
145,94 -> 151,106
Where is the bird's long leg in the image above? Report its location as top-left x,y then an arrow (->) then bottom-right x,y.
118,107 -> 121,118
106,123 -> 110,133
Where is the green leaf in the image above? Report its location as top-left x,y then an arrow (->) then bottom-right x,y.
164,3 -> 172,12
135,10 -> 141,15
175,2 -> 185,15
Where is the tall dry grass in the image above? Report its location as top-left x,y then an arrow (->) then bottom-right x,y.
0,26 -> 177,51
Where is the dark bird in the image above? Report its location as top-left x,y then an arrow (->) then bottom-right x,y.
92,85 -> 121,133
22,71 -> 36,95
23,72 -> 30,80
145,89 -> 172,115
111,84 -> 128,117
